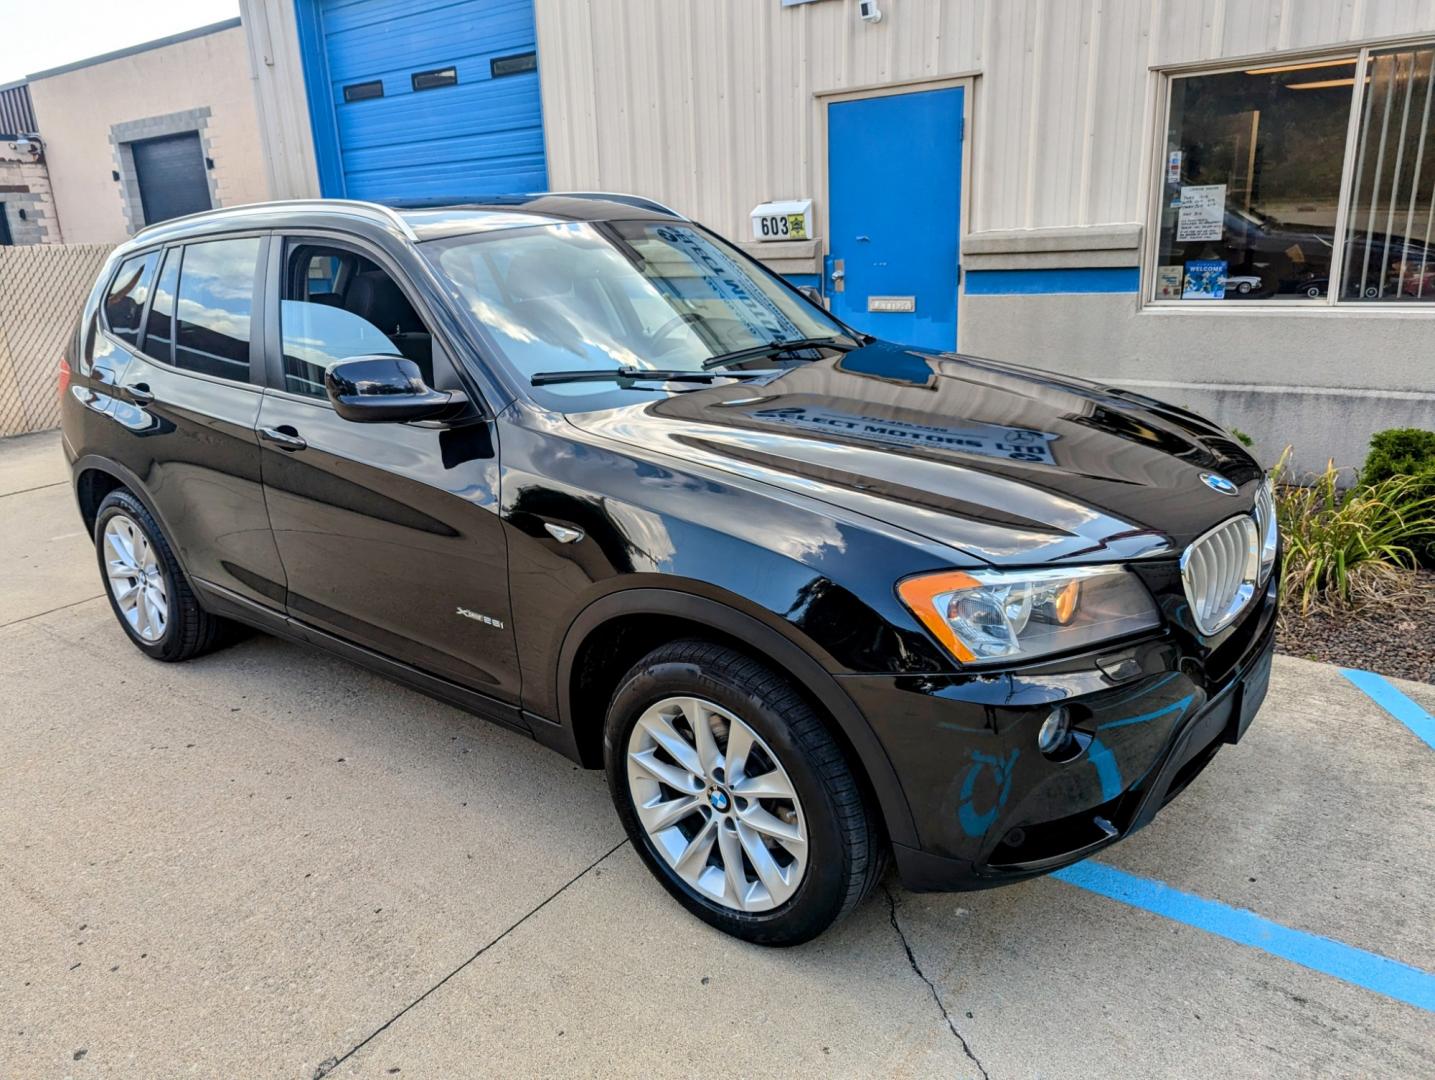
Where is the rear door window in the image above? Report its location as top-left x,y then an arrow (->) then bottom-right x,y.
142,247 -> 181,364
103,251 -> 160,346
174,237 -> 261,381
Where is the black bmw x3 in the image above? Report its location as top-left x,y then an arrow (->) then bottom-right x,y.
61,194 -> 1278,945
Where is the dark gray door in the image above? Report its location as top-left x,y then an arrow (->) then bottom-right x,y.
131,133 -> 211,225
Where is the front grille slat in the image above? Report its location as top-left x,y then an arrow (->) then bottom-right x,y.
1182,513 -> 1260,636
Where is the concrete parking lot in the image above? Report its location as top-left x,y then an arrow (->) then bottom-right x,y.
2,428 -> 1433,1079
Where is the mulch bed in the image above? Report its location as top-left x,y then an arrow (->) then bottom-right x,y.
1276,568 -> 1435,684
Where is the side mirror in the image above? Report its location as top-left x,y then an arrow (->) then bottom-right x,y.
797,285 -> 824,307
324,355 -> 467,424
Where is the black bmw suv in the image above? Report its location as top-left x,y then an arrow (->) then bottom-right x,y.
61,194 -> 1278,945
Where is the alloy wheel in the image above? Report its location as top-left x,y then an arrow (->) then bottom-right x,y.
102,514 -> 169,642
626,695 -> 808,912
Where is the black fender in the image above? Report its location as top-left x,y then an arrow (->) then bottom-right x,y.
545,587 -> 918,849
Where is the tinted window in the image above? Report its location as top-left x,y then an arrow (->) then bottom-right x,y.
174,237 -> 260,380
103,251 -> 160,345
143,248 -> 180,363
303,254 -> 344,299
280,301 -> 400,397
279,242 -> 432,397
427,221 -> 845,397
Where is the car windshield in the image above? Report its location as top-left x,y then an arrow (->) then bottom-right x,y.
423,219 -> 850,399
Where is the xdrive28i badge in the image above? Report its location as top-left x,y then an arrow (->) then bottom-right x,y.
1200,472 -> 1239,496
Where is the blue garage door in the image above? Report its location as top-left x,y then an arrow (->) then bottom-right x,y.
299,0 -> 547,200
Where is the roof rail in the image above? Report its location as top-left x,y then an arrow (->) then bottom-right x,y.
132,199 -> 418,241
382,191 -> 687,219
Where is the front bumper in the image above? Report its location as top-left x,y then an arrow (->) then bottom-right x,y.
846,569 -> 1279,892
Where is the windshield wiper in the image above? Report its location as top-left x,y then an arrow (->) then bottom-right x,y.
531,366 -> 770,386
701,335 -> 860,370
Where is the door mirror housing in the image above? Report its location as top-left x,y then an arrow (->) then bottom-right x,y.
797,285 -> 824,307
324,355 -> 468,423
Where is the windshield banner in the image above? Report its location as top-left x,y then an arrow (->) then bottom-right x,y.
654,225 -> 804,342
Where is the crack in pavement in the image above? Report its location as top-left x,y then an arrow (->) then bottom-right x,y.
0,594 -> 104,629
0,480 -> 67,499
311,838 -> 630,1079
884,885 -> 990,1080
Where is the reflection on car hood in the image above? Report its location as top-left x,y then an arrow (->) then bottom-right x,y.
565,342 -> 1264,566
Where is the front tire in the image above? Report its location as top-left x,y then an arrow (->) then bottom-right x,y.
604,640 -> 886,945
94,489 -> 232,662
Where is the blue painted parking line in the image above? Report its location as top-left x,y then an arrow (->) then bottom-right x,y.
1052,861 -> 1435,1013
1340,668 -> 1435,751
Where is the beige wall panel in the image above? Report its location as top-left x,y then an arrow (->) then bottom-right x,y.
28,27 -> 268,245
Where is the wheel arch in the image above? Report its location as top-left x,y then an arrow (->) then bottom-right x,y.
555,588 -> 918,849
72,456 -> 175,552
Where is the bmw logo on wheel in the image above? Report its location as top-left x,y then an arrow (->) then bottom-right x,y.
1200,472 -> 1239,496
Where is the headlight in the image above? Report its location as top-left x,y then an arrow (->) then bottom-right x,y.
1254,476 -> 1278,584
897,565 -> 1161,665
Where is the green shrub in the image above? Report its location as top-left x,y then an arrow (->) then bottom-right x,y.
1362,428 -> 1435,566
1276,452 -> 1435,613
1363,428 -> 1435,484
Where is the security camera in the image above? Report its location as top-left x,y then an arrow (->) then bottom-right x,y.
11,135 -> 42,156
858,1 -> 882,22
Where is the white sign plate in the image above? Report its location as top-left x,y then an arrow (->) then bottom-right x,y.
868,295 -> 916,313
750,199 -> 814,242
1176,184 -> 1226,242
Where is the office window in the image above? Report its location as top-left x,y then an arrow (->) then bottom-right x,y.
174,237 -> 260,380
1154,43 -> 1435,304
1341,45 -> 1435,301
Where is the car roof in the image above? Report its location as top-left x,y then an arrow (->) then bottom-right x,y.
122,192 -> 686,252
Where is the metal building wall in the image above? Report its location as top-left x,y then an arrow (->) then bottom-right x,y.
247,0 -> 1435,236
533,0 -> 1435,236
528,0 -> 1435,474
530,0 -> 1152,236
241,0 -> 323,200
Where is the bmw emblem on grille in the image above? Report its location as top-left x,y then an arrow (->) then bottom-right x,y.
1200,472 -> 1239,496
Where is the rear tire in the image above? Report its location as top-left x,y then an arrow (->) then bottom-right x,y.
94,489 -> 234,662
604,639 -> 887,945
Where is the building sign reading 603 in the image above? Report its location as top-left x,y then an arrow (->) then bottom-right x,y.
756,213 -> 807,239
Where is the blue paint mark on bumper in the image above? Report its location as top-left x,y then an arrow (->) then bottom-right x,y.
1097,694 -> 1194,732
1085,693 -> 1195,800
1053,861 -> 1435,1013
1340,668 -> 1435,751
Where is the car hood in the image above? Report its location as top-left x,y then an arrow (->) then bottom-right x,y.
564,342 -> 1264,566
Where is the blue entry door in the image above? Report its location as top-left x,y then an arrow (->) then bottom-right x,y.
826,87 -> 964,351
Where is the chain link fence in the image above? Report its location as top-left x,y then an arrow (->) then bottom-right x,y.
0,244 -> 113,437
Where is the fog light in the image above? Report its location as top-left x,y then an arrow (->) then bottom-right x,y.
1038,706 -> 1071,754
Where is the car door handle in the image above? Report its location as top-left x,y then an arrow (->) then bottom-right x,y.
123,382 -> 155,406
260,426 -> 307,452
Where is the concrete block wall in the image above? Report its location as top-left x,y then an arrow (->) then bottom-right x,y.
0,153 -> 62,244
27,22 -> 269,245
